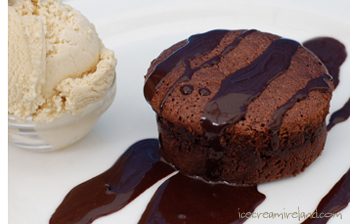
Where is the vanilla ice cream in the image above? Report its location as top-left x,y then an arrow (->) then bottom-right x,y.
8,0 -> 117,123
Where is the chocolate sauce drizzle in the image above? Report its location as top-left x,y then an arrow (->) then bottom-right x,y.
301,168 -> 350,224
50,139 -> 175,224
201,38 -> 299,147
144,29 -> 229,104
144,29 -> 256,110
303,37 -> 347,88
159,29 -> 256,110
198,38 -> 300,179
268,74 -> 332,150
138,173 -> 265,224
327,98 -> 350,131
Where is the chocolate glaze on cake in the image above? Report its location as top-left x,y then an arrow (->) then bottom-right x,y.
268,74 -> 331,150
145,29 -> 334,184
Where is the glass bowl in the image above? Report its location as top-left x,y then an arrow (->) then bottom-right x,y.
8,75 -> 116,152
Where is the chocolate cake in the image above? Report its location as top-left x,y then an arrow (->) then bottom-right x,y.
144,29 -> 334,184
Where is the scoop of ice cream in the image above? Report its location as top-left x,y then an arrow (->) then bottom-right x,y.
8,0 -> 117,123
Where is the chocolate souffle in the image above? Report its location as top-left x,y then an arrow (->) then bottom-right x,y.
144,29 -> 333,184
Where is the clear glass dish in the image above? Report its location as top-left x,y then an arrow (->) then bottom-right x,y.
8,75 -> 116,152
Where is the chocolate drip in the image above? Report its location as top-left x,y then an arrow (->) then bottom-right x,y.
50,139 -> 175,224
268,74 -> 332,150
144,30 -> 229,103
303,37 -> 347,89
144,29 -> 257,109
159,29 -> 256,109
201,39 -> 300,143
301,168 -> 350,224
200,39 -> 299,180
138,173 -> 265,224
327,98 -> 350,131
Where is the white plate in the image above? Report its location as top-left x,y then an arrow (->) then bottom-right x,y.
8,0 -> 350,224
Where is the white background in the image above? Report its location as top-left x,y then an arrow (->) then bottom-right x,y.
8,0 -> 350,223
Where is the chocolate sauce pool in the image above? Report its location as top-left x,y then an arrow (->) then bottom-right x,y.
303,37 -> 347,88
51,33 -> 349,224
138,173 -> 265,224
50,139 -> 265,224
50,139 -> 175,224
